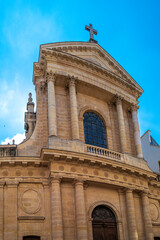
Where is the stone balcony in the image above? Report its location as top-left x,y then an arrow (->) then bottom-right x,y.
85,144 -> 122,160
0,140 -> 151,173
0,144 -> 17,157
84,144 -> 150,171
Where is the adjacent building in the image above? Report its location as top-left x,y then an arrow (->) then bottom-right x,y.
141,130 -> 160,173
0,27 -> 160,240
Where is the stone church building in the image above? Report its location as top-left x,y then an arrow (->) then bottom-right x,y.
0,26 -> 160,240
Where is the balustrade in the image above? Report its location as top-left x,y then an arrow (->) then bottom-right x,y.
85,144 -> 121,160
0,145 -> 17,157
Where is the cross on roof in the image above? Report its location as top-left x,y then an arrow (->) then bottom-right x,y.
85,24 -> 97,43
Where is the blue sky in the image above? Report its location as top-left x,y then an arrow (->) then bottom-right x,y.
0,0 -> 160,144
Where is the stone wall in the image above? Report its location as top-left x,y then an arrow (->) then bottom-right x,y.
17,79 -> 137,157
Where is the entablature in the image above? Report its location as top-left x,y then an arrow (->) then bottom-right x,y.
39,41 -> 142,89
33,46 -> 143,102
34,68 -> 139,106
0,157 -> 49,167
40,148 -> 155,180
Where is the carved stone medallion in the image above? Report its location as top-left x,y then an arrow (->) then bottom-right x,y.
16,170 -> 21,176
83,168 -> 88,174
59,165 -> 64,171
71,167 -> 76,172
150,203 -> 159,221
93,170 -> 99,176
21,189 -> 41,214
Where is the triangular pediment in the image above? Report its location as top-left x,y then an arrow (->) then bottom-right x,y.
39,41 -> 143,94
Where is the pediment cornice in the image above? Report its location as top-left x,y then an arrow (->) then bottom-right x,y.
36,47 -> 143,99
40,42 -> 143,90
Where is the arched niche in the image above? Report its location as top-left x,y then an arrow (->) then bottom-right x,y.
87,201 -> 123,240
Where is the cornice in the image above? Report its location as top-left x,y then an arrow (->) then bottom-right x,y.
0,157 -> 49,167
33,56 -> 46,84
36,48 -> 143,99
49,170 -> 149,192
51,45 -> 129,80
40,148 -> 156,180
40,42 -> 142,88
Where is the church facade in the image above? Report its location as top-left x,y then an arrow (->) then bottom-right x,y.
0,36 -> 160,240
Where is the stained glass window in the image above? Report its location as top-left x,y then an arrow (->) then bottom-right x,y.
83,112 -> 107,148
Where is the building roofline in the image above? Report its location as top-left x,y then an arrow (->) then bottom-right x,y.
141,130 -> 151,139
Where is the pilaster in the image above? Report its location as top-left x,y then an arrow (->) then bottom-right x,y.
4,181 -> 18,240
74,179 -> 88,240
0,181 -> 5,240
118,189 -> 127,240
125,189 -> 138,240
115,95 -> 127,153
68,76 -> 80,140
43,182 -> 51,240
141,191 -> 154,240
47,71 -> 57,137
131,104 -> 143,158
50,176 -> 63,240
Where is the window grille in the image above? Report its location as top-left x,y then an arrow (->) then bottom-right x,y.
83,112 -> 107,148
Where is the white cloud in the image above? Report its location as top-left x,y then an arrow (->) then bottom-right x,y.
0,76 -> 28,119
1,132 -> 25,145
0,74 -> 35,143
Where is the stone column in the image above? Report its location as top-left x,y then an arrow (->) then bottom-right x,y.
69,77 -> 80,140
50,177 -> 63,240
47,72 -> 57,136
0,181 -> 5,240
118,189 -> 127,240
75,180 -> 88,240
115,95 -> 127,153
131,105 -> 143,158
125,189 -> 138,240
141,192 -> 154,240
43,182 -> 51,240
4,181 -> 18,240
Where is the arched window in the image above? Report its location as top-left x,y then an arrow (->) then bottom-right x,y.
83,112 -> 107,148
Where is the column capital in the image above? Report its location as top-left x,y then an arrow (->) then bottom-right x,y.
67,75 -> 78,86
118,188 -> 126,195
50,174 -> 62,184
39,79 -> 47,92
6,180 -> 19,187
140,190 -> 150,197
107,101 -> 115,109
125,188 -> 135,194
129,103 -> 139,112
74,178 -> 85,186
114,94 -> 124,105
42,180 -> 49,187
46,70 -> 56,83
0,181 -> 5,187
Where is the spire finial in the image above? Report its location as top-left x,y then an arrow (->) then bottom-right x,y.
27,92 -> 34,112
28,92 -> 33,103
